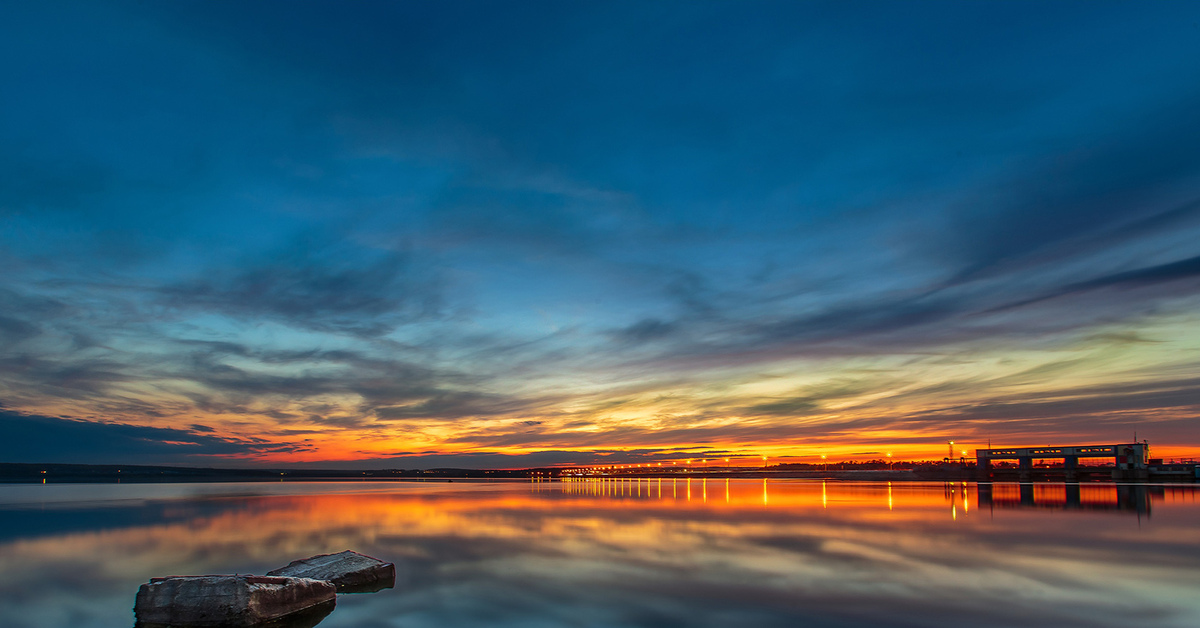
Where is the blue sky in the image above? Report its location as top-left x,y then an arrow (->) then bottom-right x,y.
3,1 -> 1200,467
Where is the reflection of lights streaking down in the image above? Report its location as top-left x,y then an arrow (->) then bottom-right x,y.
7,481 -> 1196,628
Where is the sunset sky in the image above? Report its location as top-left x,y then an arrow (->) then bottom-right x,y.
3,1 -> 1200,468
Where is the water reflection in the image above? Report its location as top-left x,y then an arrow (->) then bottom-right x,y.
976,482 -> 1157,515
136,599 -> 335,628
1,480 -> 1198,628
549,480 -> 1176,523
548,477 -> 1172,518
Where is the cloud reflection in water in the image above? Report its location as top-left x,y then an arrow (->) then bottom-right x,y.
0,480 -> 1197,628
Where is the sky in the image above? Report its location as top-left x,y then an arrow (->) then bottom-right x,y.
3,1 -> 1200,468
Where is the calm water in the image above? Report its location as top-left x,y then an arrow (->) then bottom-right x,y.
1,479 -> 1197,628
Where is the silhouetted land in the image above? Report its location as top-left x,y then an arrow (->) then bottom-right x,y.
3,461 -> 1195,483
0,461 -> 992,483
0,463 -> 528,483
0,462 -> 972,483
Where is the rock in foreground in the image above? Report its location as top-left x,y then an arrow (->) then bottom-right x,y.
267,550 -> 396,592
134,575 -> 336,627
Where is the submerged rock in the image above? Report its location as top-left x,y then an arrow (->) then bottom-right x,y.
134,575 -> 336,627
267,550 -> 396,592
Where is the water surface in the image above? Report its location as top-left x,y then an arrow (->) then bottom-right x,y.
1,479 -> 1197,628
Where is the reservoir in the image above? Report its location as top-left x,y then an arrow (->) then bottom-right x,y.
1,479 -> 1197,627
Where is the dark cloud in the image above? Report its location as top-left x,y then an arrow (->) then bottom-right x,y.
0,315 -> 39,345
610,318 -> 680,344
161,237 -> 441,337
938,87 -> 1200,285
305,414 -> 373,429
1002,197 -> 1200,282
914,378 -> 1200,426
173,339 -> 419,372
754,296 -> 958,348
1094,253 -> 1200,287
613,231 -> 1200,369
177,350 -> 456,414
744,398 -> 820,417
0,288 -> 66,345
333,446 -> 748,470
820,374 -> 1200,448
1000,253 -> 1200,311
0,410 -> 305,464
759,378 -> 895,413
374,391 -> 548,421
336,450 -> 609,470
0,353 -> 133,401
442,421 -> 816,451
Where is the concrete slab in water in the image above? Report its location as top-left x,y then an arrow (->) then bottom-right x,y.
267,550 -> 396,592
134,575 -> 336,627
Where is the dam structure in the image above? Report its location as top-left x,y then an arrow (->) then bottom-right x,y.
976,442 -> 1149,481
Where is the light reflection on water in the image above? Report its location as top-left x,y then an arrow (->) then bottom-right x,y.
0,479 -> 1197,628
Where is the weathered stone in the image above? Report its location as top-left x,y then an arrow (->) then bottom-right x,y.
134,575 -> 336,627
267,550 -> 396,592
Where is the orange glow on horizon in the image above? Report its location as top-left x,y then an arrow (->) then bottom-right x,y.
186,436 -> 1200,469
16,397 -> 1200,467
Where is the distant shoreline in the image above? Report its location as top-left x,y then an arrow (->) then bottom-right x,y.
2,462 -> 1195,484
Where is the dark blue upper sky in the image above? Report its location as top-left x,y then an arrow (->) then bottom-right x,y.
3,1 -> 1200,466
